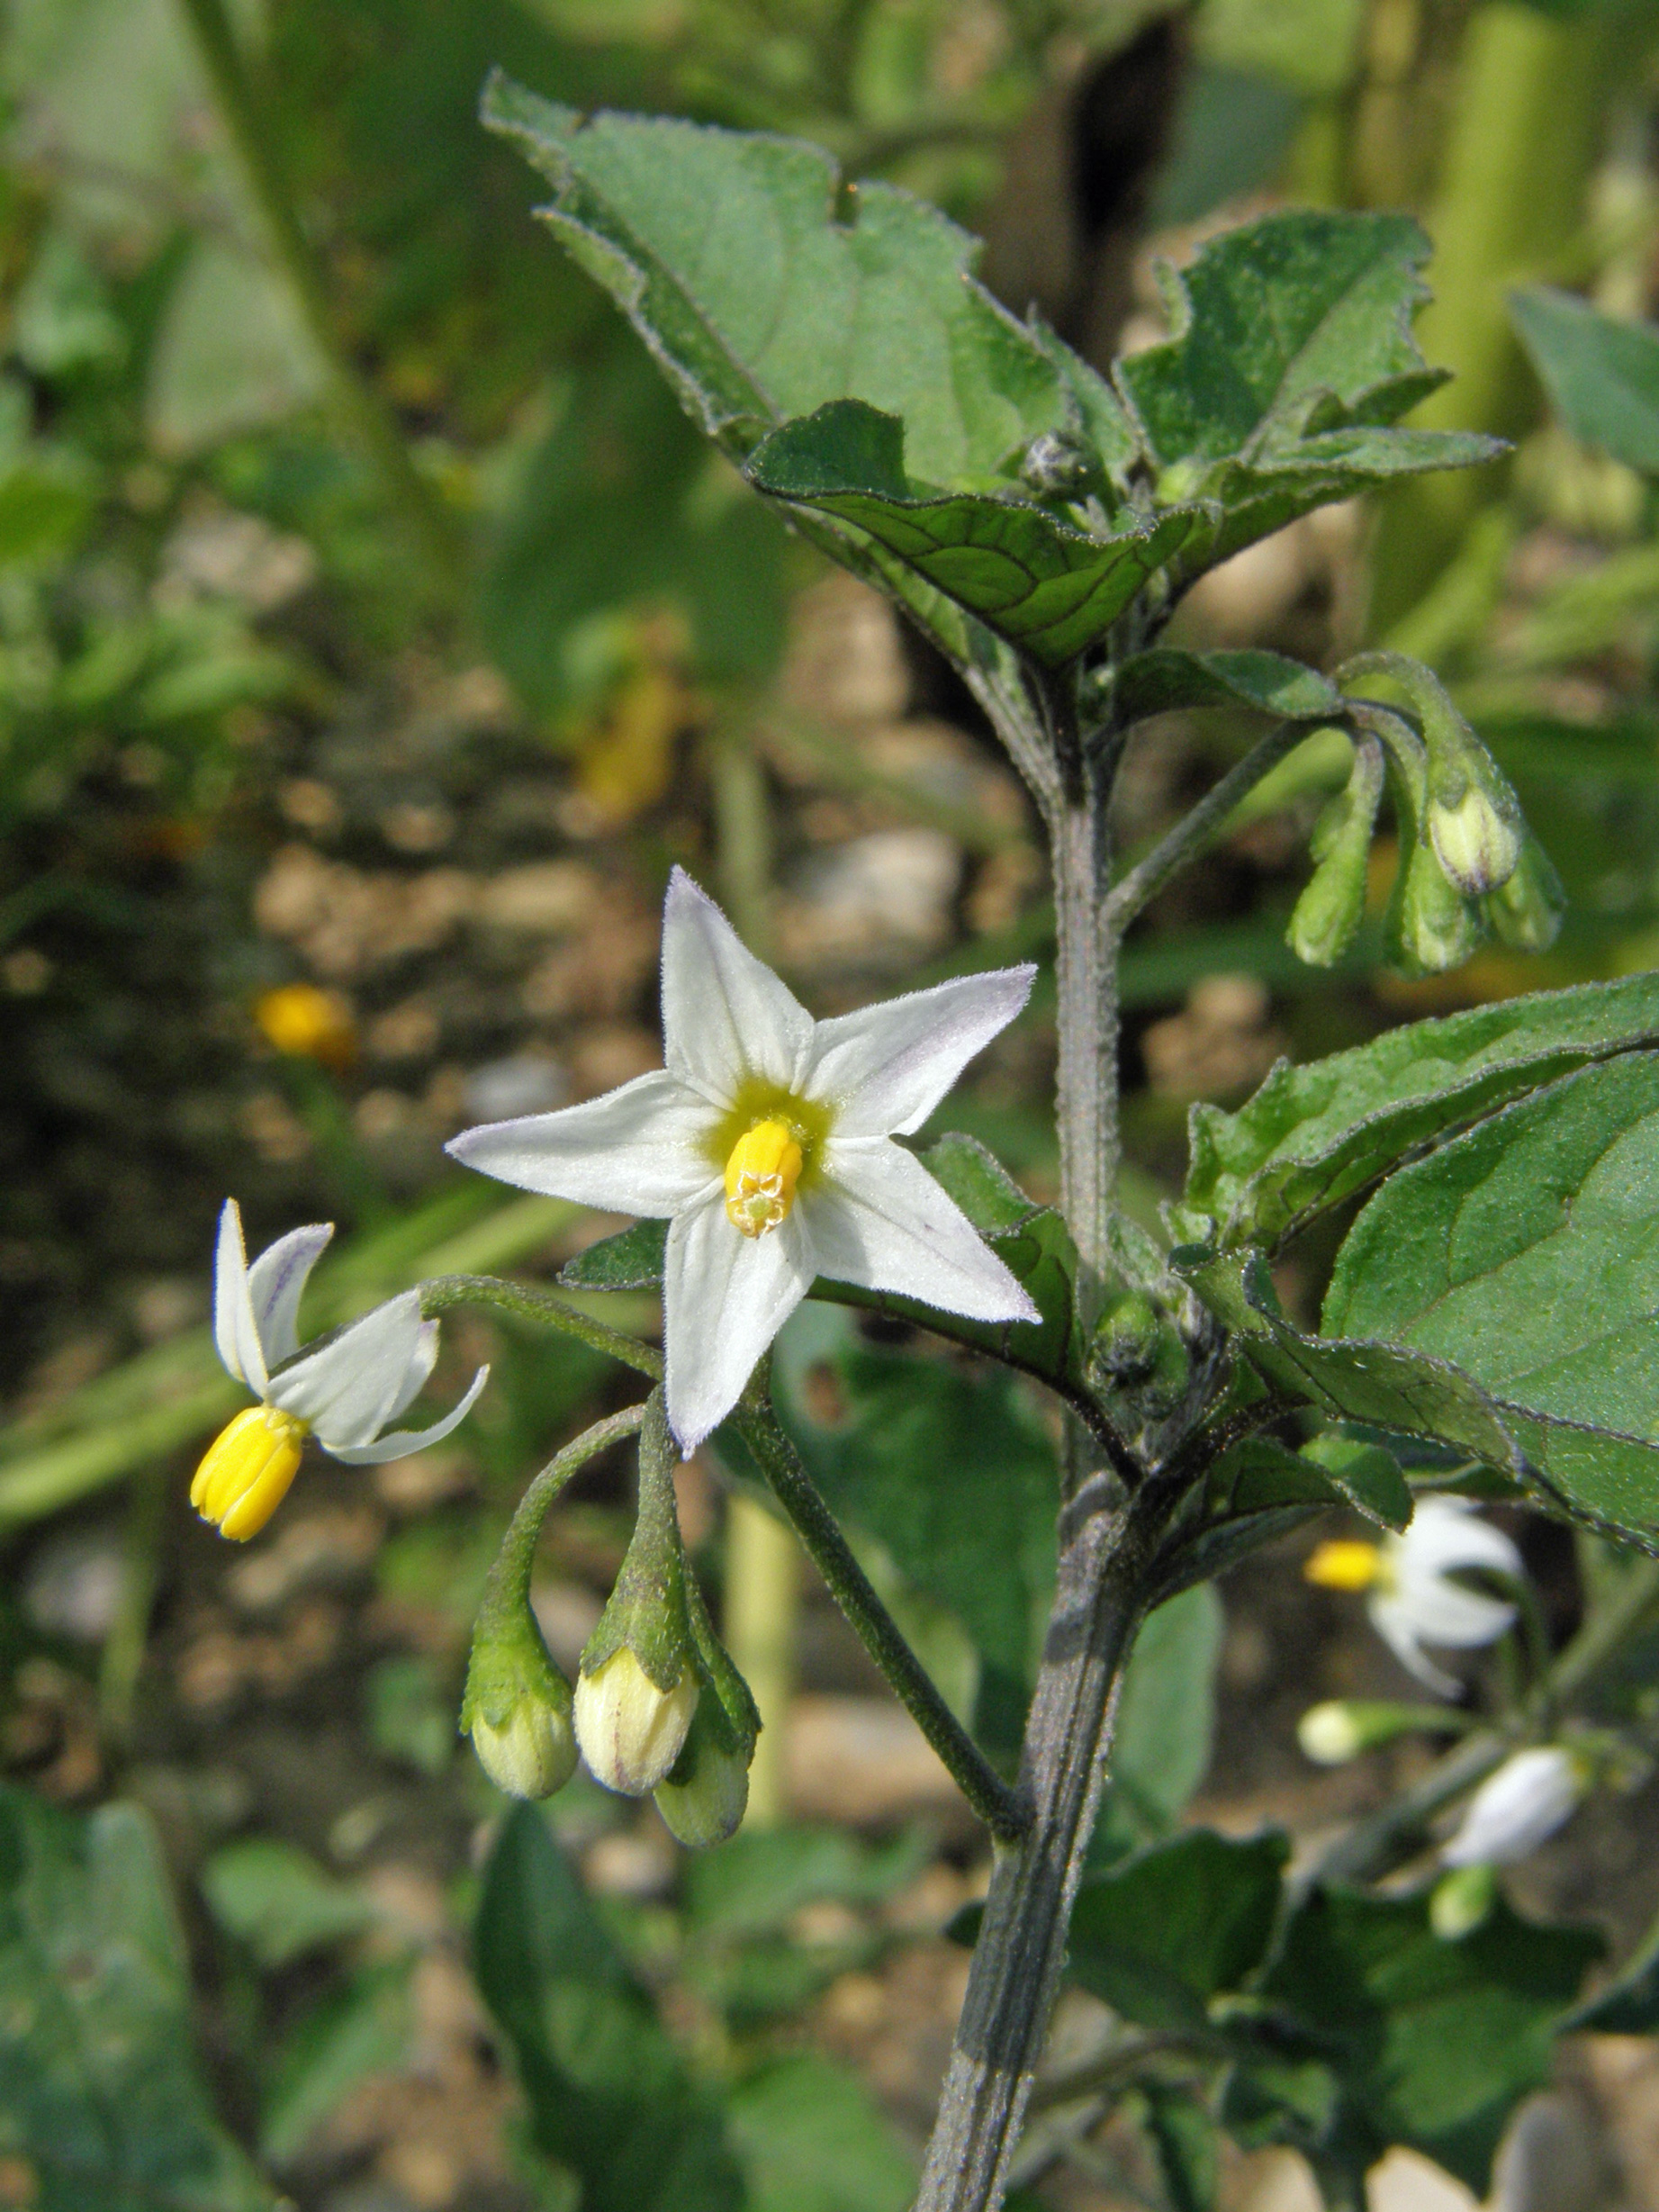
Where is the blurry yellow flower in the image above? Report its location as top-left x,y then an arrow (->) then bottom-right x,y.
255,983 -> 356,1069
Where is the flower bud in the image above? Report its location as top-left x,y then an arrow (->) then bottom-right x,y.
1297,1698 -> 1466,1766
1484,834 -> 1566,953
1390,831 -> 1483,976
1298,1702 -> 1366,1765
1442,1745 -> 1586,1867
575,1647 -> 699,1795
1428,772 -> 1524,899
1287,735 -> 1384,968
654,1700 -> 751,1846
471,1685 -> 577,1801
1019,429 -> 1100,500
1430,1861 -> 1496,1940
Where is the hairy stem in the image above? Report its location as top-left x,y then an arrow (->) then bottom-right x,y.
735,1387 -> 1026,1841
174,0 -> 460,587
481,1403 -> 653,1632
420,1272 -> 662,1382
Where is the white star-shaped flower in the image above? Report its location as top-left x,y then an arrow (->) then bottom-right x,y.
193,1199 -> 489,1539
1307,1495 -> 1519,1698
447,867 -> 1039,1451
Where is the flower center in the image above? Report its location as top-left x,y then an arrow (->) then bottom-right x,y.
724,1119 -> 804,1239
1303,1539 -> 1384,1594
192,1403 -> 310,1541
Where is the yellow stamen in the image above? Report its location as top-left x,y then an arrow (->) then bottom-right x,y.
192,1404 -> 308,1540
254,982 -> 357,1070
1304,1539 -> 1384,1594
724,1119 -> 804,1239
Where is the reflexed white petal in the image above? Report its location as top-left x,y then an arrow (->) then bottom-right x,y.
807,1141 -> 1040,1323
330,1364 -> 491,1464
383,1320 -> 440,1423
663,1191 -> 814,1452
1443,1747 -> 1582,1866
247,1223 -> 333,1368
1395,1497 -> 1521,1582
1391,1572 -> 1515,1651
446,1070 -> 717,1214
660,867 -> 812,1103
212,1200 -> 268,1395
804,966 -> 1037,1136
1367,1598 -> 1462,1699
269,1291 -> 425,1447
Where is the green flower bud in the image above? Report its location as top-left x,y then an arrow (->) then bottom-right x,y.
1427,772 -> 1524,899
1297,1698 -> 1468,1767
469,1676 -> 577,1801
1086,1292 -> 1162,1388
1019,429 -> 1100,501
575,1646 -> 699,1795
654,1698 -> 751,1847
1430,1861 -> 1496,1940
1394,837 -> 1483,975
574,1394 -> 711,1796
1287,734 -> 1383,968
1484,833 -> 1566,953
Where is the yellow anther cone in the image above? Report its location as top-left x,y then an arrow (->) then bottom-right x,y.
1304,1539 -> 1384,1593
724,1119 -> 803,1239
192,1404 -> 308,1539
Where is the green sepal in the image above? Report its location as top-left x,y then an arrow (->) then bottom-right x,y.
1286,732 -> 1383,968
1484,833 -> 1566,952
582,1395 -> 699,1694
1345,651 -> 1525,898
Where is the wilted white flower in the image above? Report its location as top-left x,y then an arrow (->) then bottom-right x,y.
447,867 -> 1037,1451
193,1199 -> 487,1539
1443,1746 -> 1587,1867
1305,1497 -> 1520,1697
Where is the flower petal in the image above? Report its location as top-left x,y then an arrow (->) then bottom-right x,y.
661,867 -> 813,1104
247,1223 -> 334,1368
1396,1497 -> 1521,1581
331,1364 -> 491,1465
212,1200 -> 268,1395
807,1141 -> 1040,1323
1393,1572 -> 1515,1651
663,1190 -> 814,1452
446,1070 -> 717,1215
268,1291 -> 424,1448
804,966 -> 1037,1136
383,1320 -> 440,1423
1367,1598 -> 1462,1698
1442,1747 -> 1582,1866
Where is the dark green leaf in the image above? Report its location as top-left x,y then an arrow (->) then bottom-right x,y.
0,1784 -> 275,2212
1566,1926 -> 1659,2033
481,77 -> 1070,485
1172,970 -> 1659,1250
1301,1431 -> 1413,1531
1511,285 -> 1659,474
1253,1883 -> 1601,2193
1068,1829 -> 1289,2031
918,1131 -> 1040,1232
1144,2085 -> 1221,2212
1325,1053 -> 1659,1541
771,1305 -> 1056,1760
1110,647 -> 1344,726
561,1215 -> 669,1290
261,1961 -> 412,2169
681,1824 -> 930,1942
1094,1584 -> 1224,1856
1177,1248 -> 1526,1476
745,401 -> 1196,667
473,1804 -> 744,2212
726,2054 -> 916,2212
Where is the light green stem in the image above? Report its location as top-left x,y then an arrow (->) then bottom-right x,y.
420,1272 -> 661,1382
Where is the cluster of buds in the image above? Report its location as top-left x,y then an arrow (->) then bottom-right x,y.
1289,654 -> 1564,978
464,1391 -> 758,1848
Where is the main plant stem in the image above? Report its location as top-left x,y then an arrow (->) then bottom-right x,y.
918,730 -> 1162,2210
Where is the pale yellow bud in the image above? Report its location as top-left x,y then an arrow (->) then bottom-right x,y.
724,1119 -> 803,1239
573,1648 -> 699,1794
191,1404 -> 307,1540
1298,1702 -> 1366,1765
471,1697 -> 577,1801
1428,785 -> 1522,898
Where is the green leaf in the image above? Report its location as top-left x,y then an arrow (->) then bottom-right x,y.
1301,1431 -> 1413,1530
563,1136 -> 1088,1402
1511,285 -> 1659,474
1110,646 -> 1344,726
1068,1828 -> 1289,2031
744,401 -> 1196,667
199,1837 -> 378,1970
771,1304 -> 1057,1759
1117,211 -> 1501,558
726,2054 -> 916,2212
1325,1053 -> 1659,1541
1144,2085 -> 1222,2212
0,1784 -> 275,2212
1177,1249 -> 1526,1477
473,1804 -> 744,2212
481,77 -> 1070,485
1251,1883 -> 1601,2193
681,1824 -> 929,1942
261,1961 -> 413,2169
1095,1584 -> 1224,1855
1173,970 -> 1659,1250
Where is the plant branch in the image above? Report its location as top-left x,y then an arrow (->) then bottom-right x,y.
733,1384 -> 1026,1842
420,1273 -> 662,1382
482,1402 -> 652,1624
1103,717 -> 1326,934
173,0 -> 460,588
